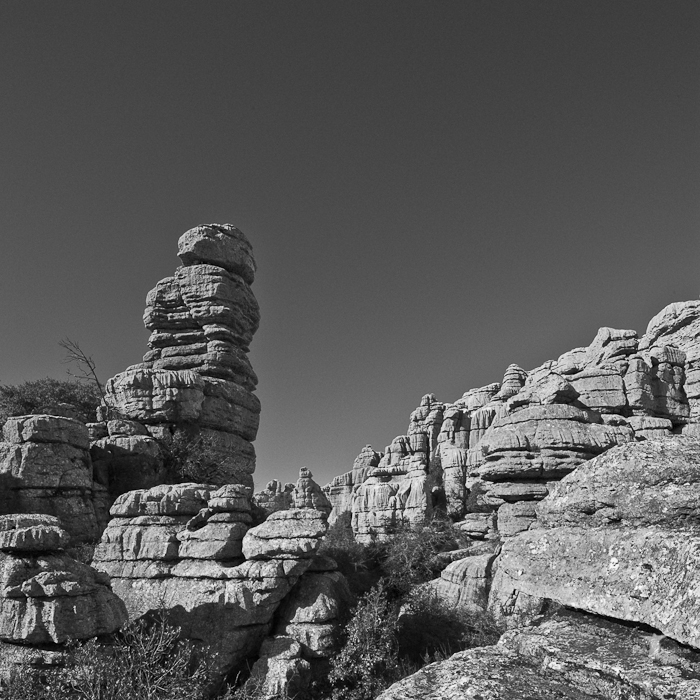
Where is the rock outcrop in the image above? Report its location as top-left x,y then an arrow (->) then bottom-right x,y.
0,416 -> 100,543
92,483 -> 331,682
490,437 -> 700,646
292,468 -> 332,516
253,480 -> 295,518
0,514 -> 126,682
100,224 -> 261,494
327,309 -> 699,545
378,609 -> 700,699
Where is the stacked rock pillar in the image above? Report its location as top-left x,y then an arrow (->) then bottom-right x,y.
101,224 -> 261,497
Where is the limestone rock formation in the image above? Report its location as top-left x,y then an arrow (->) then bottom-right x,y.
253,480 -> 295,518
489,437 -> 700,647
324,445 -> 382,525
0,416 -> 99,543
0,514 -> 126,651
102,224 -> 261,491
292,468 -> 332,516
377,610 -> 700,699
92,484 -> 329,682
425,543 -> 499,612
327,300 -> 700,544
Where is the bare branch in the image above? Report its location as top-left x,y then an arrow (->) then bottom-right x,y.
59,337 -> 105,400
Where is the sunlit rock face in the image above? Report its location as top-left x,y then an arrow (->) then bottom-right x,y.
0,513 -> 126,682
330,302 -> 699,544
98,225 -> 261,499
0,416 -> 100,543
489,437 -> 700,646
92,483 -> 332,684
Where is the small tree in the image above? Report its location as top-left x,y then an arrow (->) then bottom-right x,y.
328,583 -> 403,700
378,516 -> 461,597
59,337 -> 105,401
0,378 -> 102,426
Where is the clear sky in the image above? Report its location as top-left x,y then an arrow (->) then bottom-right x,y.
1,1 -> 698,488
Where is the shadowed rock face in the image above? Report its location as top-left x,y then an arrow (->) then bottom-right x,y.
92,484 -> 331,683
101,224 -> 261,493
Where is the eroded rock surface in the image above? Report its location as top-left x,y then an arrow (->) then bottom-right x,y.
490,438 -> 700,647
0,514 -> 126,653
92,484 -> 330,682
0,416 -> 99,543
378,610 -> 700,699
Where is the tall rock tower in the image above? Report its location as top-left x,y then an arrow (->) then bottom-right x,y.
102,224 -> 261,487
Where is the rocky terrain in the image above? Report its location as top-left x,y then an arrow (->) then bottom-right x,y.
2,224 -> 700,697
0,226 -> 349,693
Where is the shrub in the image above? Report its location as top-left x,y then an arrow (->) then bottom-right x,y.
317,513 -> 381,598
397,586 -> 502,665
163,426 -> 226,484
377,516 -> 464,597
0,378 -> 102,426
328,583 -> 403,700
1,614 -> 209,700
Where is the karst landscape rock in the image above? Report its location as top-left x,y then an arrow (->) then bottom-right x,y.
3,223 -> 700,698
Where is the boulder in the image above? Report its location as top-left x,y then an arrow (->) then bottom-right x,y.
377,609 -> 700,700
0,514 -> 126,646
489,439 -> 700,648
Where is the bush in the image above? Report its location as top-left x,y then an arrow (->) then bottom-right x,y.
377,516 -> 465,597
1,615 -> 209,700
328,583 -> 403,700
0,378 -> 102,426
317,513 -> 382,598
163,426 -> 226,484
397,587 -> 502,665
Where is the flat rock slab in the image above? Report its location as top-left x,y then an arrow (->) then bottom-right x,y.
492,524 -> 700,648
378,611 -> 700,699
538,437 -> 700,528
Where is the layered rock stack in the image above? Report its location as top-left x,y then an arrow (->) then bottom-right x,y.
0,514 -> 127,682
324,445 -> 382,525
100,224 -> 261,493
92,483 -> 331,683
0,416 -> 100,543
250,556 -> 352,697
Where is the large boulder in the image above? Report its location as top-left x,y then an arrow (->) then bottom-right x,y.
377,610 -> 700,700
0,514 -> 126,646
489,438 -> 700,648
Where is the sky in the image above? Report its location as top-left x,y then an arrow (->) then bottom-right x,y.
0,1 -> 699,488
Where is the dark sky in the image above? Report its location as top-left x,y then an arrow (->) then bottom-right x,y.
1,1 -> 698,488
